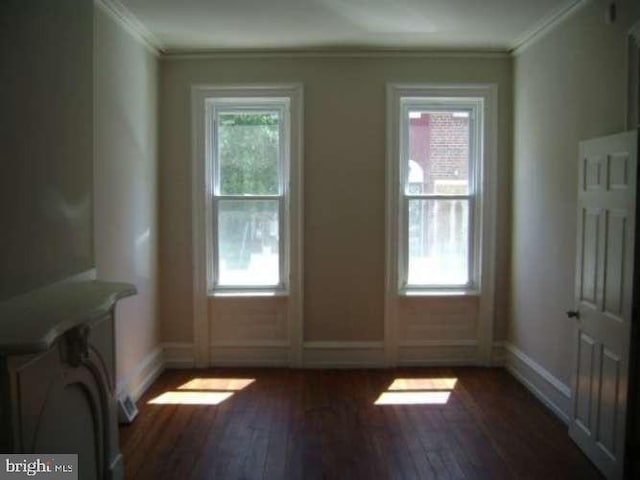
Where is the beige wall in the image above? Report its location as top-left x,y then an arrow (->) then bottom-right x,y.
95,8 -> 159,388
0,0 -> 94,300
510,0 -> 638,385
159,54 -> 512,344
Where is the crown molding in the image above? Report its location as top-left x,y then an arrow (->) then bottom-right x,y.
95,0 -> 164,55
510,0 -> 589,56
162,47 -> 511,61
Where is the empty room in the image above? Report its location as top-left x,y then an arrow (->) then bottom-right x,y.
1,0 -> 640,478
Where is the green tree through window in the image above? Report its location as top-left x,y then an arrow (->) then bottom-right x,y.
218,113 -> 280,195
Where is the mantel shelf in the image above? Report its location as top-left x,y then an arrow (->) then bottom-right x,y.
0,279 -> 136,355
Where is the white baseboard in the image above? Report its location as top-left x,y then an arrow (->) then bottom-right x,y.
116,346 -> 164,402
504,342 -> 571,424
397,340 -> 479,366
302,341 -> 385,367
116,342 -> 195,403
302,340 -> 505,367
163,342 -> 196,368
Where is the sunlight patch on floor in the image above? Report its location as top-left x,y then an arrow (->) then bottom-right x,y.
375,377 -> 458,405
178,378 -> 255,391
388,377 -> 457,391
148,391 -> 233,405
375,391 -> 451,405
148,377 -> 255,406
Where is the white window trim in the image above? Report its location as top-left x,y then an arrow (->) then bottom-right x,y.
384,83 -> 498,365
192,84 -> 304,367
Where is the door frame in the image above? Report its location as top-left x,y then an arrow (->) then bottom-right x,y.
628,22 -> 640,129
625,21 -> 640,480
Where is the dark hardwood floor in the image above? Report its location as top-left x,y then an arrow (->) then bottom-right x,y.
119,367 -> 602,479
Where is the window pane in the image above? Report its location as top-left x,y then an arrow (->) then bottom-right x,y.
218,112 -> 280,195
217,200 -> 279,286
406,110 -> 470,195
408,199 -> 469,286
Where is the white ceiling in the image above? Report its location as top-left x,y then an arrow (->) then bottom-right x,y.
117,0 -> 581,53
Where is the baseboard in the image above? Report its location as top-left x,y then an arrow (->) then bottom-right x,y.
163,342 -> 196,368
302,341 -> 385,367
504,342 -> 571,424
397,340 -> 479,366
116,346 -> 164,402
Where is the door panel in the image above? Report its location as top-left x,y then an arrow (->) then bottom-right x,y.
597,347 -> 620,458
608,153 -> 630,190
580,208 -> 601,305
575,332 -> 596,433
603,211 -> 627,319
570,130 -> 638,480
584,156 -> 605,190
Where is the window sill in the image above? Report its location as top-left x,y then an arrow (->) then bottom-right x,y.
209,289 -> 289,298
399,289 -> 480,297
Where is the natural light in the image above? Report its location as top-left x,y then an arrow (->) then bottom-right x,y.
375,391 -> 451,405
148,391 -> 233,405
177,378 -> 255,391
374,377 -> 458,405
148,377 -> 255,405
388,377 -> 457,391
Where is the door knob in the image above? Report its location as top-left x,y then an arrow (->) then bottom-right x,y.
566,310 -> 580,319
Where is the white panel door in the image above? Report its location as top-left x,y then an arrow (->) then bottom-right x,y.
569,130 -> 638,479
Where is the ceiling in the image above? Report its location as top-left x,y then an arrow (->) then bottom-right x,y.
117,0 -> 582,53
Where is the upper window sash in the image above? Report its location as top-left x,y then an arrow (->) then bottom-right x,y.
209,101 -> 289,199
399,99 -> 481,200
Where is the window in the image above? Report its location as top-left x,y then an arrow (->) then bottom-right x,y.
402,100 -> 480,289
194,85 -> 303,294
211,103 -> 286,289
388,85 -> 493,293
